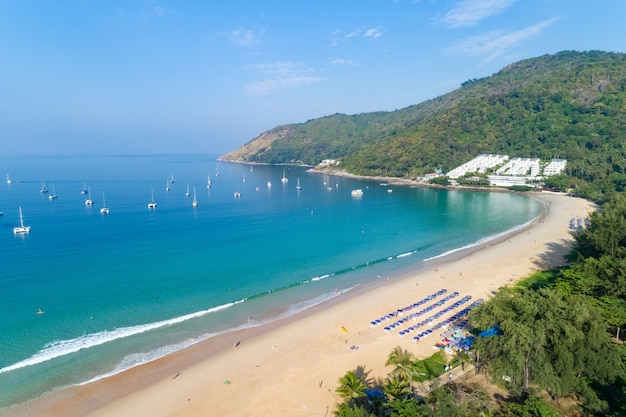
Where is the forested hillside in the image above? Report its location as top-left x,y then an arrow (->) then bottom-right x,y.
220,51 -> 626,200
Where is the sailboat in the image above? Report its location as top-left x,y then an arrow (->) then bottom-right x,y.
81,182 -> 88,194
296,178 -> 302,190
169,174 -> 175,184
165,180 -> 171,192
48,184 -> 58,200
192,187 -> 198,207
148,189 -> 157,209
40,178 -> 48,193
85,186 -> 93,206
13,206 -> 30,234
185,183 -> 190,197
6,173 -> 11,184
281,168 -> 288,183
100,193 -> 109,214
207,174 -> 212,189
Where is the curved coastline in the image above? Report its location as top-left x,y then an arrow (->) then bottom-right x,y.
2,187 -> 594,417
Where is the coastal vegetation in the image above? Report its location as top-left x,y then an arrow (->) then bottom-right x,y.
221,50 -> 626,203
333,193 -> 626,416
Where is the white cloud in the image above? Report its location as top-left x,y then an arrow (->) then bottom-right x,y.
231,28 -> 262,47
442,0 -> 517,28
444,18 -> 557,61
364,27 -> 384,38
330,58 -> 356,67
246,62 -> 322,95
330,26 -> 385,46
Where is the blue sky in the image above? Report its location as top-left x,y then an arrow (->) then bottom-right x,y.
1,0 -> 625,156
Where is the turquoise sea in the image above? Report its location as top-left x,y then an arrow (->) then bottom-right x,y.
0,154 -> 544,409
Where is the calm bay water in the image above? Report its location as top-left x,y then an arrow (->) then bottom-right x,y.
0,154 -> 543,408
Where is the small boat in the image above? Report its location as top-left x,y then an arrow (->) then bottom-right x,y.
85,186 -> 93,206
267,181 -> 272,188
40,179 -> 48,193
6,173 -> 11,184
148,189 -> 157,209
36,309 -> 45,315
169,174 -> 175,184
207,174 -> 212,189
281,168 -> 288,183
48,184 -> 58,200
192,187 -> 198,207
81,182 -> 88,194
185,183 -> 190,197
100,193 -> 109,214
351,189 -> 364,197
165,180 -> 171,192
296,178 -> 302,190
234,192 -> 241,198
13,206 -> 30,234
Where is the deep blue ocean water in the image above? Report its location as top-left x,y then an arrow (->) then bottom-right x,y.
0,154 -> 544,408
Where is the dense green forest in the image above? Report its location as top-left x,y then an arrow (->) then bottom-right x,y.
333,194 -> 626,416
220,50 -> 626,202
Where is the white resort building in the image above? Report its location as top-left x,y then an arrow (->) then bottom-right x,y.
446,155 -> 567,188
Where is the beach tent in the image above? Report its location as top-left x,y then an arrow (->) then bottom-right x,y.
478,325 -> 500,337
364,389 -> 385,399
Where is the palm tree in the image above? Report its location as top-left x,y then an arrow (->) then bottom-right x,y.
336,370 -> 368,405
383,373 -> 410,401
385,345 -> 415,377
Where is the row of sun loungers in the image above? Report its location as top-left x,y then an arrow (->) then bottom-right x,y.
399,295 -> 471,337
369,289 -> 448,327
383,292 -> 461,333
414,299 -> 484,344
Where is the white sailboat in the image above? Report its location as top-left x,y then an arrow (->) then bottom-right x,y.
100,193 -> 109,214
40,178 -> 48,193
170,174 -> 175,184
85,186 -> 93,206
192,187 -> 198,207
48,184 -> 58,200
81,182 -> 88,194
6,173 -> 11,184
281,168 -> 288,183
165,180 -> 171,192
296,178 -> 302,190
13,206 -> 30,234
148,189 -> 157,209
207,174 -> 212,189
185,183 -> 190,197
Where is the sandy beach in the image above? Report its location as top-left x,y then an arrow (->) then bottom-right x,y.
6,191 -> 594,417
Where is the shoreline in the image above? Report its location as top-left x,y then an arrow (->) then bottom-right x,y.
3,191 -> 594,417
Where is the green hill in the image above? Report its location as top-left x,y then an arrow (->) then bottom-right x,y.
220,51 -> 626,196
